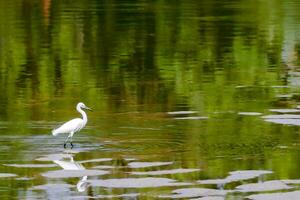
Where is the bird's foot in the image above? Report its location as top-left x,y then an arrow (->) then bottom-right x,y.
64,143 -> 67,148
70,142 -> 74,149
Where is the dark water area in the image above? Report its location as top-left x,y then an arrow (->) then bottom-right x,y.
1,0 -> 300,199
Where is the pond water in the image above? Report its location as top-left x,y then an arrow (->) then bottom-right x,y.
1,0 -> 300,199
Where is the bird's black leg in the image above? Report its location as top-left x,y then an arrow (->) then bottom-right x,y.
70,136 -> 74,149
64,134 -> 71,149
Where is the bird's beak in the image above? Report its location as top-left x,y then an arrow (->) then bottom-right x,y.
85,106 -> 93,111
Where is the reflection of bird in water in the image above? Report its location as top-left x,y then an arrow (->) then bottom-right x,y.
76,176 -> 89,192
53,156 -> 90,192
52,102 -> 92,148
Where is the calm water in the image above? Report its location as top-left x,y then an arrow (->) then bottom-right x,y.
1,0 -> 300,199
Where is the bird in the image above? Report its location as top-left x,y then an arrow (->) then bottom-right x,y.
52,102 -> 92,148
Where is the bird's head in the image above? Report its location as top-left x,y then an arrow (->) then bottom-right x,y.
77,102 -> 92,111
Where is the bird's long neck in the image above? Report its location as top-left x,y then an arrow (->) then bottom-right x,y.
77,105 -> 88,125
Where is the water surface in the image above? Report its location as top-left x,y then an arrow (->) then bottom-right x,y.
1,0 -> 300,199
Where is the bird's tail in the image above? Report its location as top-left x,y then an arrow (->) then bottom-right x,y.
52,128 -> 59,136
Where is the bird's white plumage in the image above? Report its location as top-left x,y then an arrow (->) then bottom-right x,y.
52,118 -> 84,136
52,102 -> 91,147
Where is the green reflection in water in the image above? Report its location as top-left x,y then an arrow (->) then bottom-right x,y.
1,0 -> 300,199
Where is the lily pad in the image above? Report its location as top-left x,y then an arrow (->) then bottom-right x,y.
247,191 -> 300,200
130,168 -> 200,175
159,188 -> 229,198
235,180 -> 292,192
42,169 -> 108,178
88,177 -> 190,188
128,162 -> 173,168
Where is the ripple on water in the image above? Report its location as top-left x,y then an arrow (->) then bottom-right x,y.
15,177 -> 33,181
0,173 -> 17,178
281,179 -> 300,184
190,197 -> 225,200
88,177 -> 190,188
167,111 -> 198,115
35,154 -> 73,161
247,191 -> 300,200
92,165 -> 116,169
3,163 -> 57,168
31,183 -> 74,190
42,169 -> 109,178
78,158 -> 113,164
262,114 -> 300,119
130,168 -> 200,176
198,170 -> 273,185
238,112 -> 262,116
174,116 -> 208,120
269,109 -> 300,113
226,170 -> 272,182
158,188 -> 230,198
71,193 -> 139,199
235,180 -> 292,192
128,161 -> 173,168
262,114 -> 300,125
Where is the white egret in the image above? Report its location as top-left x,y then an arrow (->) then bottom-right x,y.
52,102 -> 92,148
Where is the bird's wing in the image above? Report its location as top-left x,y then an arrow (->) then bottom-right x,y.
52,118 -> 83,135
